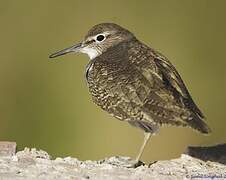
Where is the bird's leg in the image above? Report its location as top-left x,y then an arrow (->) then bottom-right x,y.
108,133 -> 151,168
106,133 -> 151,168
135,132 -> 151,162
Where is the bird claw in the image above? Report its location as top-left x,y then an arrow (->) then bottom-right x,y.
102,156 -> 145,168
129,160 -> 145,168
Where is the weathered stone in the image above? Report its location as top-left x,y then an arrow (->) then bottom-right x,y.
0,143 -> 225,180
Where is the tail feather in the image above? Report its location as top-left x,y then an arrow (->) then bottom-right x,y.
186,114 -> 211,134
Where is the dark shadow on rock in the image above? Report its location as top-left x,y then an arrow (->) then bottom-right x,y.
185,143 -> 226,165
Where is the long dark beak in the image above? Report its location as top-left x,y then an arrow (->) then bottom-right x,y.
49,42 -> 82,58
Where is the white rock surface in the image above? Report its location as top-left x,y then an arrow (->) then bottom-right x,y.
0,142 -> 225,180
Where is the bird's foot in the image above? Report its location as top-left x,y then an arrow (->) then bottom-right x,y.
101,156 -> 144,168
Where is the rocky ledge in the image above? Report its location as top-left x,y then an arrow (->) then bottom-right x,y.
0,142 -> 225,180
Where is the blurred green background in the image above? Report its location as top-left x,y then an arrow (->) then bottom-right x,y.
0,0 -> 225,162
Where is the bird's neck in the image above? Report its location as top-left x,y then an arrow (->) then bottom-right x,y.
95,38 -> 139,63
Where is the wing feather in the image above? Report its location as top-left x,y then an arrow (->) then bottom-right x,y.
152,52 -> 205,118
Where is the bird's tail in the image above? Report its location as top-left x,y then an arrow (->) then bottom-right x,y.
187,114 -> 211,134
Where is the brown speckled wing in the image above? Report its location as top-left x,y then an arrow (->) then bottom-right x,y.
152,51 -> 205,119
127,40 -> 210,133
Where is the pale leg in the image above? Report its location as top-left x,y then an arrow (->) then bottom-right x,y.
135,132 -> 151,162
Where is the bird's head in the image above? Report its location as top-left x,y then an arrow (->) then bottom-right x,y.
49,23 -> 135,60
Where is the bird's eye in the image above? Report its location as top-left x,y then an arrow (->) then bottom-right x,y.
95,34 -> 105,42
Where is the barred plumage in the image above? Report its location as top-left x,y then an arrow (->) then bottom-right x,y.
86,38 -> 210,134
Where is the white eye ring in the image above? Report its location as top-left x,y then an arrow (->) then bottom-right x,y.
95,34 -> 106,42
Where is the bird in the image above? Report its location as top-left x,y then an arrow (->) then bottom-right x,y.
49,23 -> 211,166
